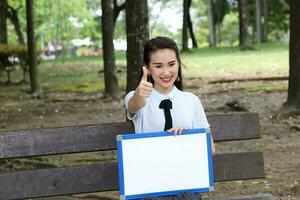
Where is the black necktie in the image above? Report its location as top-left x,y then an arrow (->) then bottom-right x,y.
159,99 -> 173,131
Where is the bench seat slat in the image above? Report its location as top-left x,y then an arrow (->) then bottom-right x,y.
213,152 -> 265,181
0,152 -> 265,199
0,162 -> 119,200
0,113 -> 260,159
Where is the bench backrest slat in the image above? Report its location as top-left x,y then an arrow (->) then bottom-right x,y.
0,113 -> 260,159
208,112 -> 260,141
0,122 -> 133,159
0,152 -> 264,199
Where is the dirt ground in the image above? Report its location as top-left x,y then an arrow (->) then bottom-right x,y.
0,79 -> 299,200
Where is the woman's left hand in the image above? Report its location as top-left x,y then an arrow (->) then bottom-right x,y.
167,127 -> 187,135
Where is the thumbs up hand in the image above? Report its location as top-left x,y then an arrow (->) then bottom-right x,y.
128,66 -> 153,114
134,66 -> 153,98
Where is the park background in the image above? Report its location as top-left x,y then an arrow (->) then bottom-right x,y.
0,0 -> 299,200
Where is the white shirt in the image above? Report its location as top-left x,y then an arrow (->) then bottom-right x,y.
124,86 -> 209,133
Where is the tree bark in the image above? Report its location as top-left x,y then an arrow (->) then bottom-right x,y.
26,0 -> 41,95
0,0 -> 8,44
238,0 -> 252,50
182,0 -> 189,51
125,0 -> 149,93
188,0 -> 198,48
102,0 -> 119,98
286,0 -> 300,108
207,0 -> 216,47
261,0 -> 268,42
113,0 -> 125,26
7,5 -> 25,44
255,0 -> 262,43
213,0 -> 229,44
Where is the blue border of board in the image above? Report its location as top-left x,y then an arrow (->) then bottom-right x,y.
116,128 -> 214,200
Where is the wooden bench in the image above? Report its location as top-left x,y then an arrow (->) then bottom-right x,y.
0,112 -> 276,200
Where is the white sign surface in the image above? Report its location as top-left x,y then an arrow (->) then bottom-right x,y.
117,129 -> 214,200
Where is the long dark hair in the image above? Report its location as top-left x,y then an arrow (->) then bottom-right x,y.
139,36 -> 183,90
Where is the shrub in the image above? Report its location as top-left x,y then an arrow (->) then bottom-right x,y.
0,44 -> 41,83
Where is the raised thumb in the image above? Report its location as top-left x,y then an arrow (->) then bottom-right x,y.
142,66 -> 148,81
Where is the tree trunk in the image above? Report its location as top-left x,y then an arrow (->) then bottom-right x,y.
0,0 -> 7,44
102,0 -> 119,98
207,0 -> 216,47
213,0 -> 228,44
125,0 -> 149,93
216,23 -> 221,44
61,11 -> 65,63
26,0 -> 41,96
261,0 -> 268,42
7,5 -> 25,44
57,1 -> 65,63
238,0 -> 252,50
182,0 -> 189,51
188,0 -> 198,48
286,0 -> 300,108
113,0 -> 126,26
255,0 -> 262,43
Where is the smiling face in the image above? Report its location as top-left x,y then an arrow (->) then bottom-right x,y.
148,49 -> 179,94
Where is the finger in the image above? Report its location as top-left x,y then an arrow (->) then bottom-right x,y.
142,86 -> 153,93
139,82 -> 152,93
167,128 -> 178,136
142,66 -> 148,82
142,81 -> 153,88
174,128 -> 180,135
142,91 -> 152,97
178,128 -> 184,135
140,80 -> 153,88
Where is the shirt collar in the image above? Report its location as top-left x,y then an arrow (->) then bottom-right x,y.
152,86 -> 179,101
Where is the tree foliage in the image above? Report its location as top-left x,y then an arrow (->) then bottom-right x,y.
268,0 -> 289,38
2,0 -> 291,49
5,0 -> 98,46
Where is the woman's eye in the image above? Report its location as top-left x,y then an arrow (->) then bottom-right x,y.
154,65 -> 162,68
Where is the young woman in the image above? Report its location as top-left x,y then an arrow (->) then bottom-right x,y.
124,36 -> 214,200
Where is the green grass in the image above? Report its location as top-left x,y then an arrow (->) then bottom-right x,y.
0,42 -> 289,93
181,41 -> 289,79
39,51 -> 127,92
43,51 -> 127,64
242,82 -> 288,93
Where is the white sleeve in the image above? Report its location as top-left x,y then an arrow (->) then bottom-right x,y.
193,96 -> 210,129
124,91 -> 136,120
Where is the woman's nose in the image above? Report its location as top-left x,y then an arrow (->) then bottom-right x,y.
163,67 -> 170,75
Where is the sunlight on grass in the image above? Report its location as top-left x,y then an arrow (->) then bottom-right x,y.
44,79 -> 127,93
181,42 -> 289,79
39,51 -> 127,89
241,82 -> 288,93
3,42 -> 287,92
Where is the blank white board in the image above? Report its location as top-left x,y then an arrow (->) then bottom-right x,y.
117,128 -> 214,200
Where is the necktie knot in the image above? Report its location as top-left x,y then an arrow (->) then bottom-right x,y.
159,99 -> 172,110
159,99 -> 173,131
